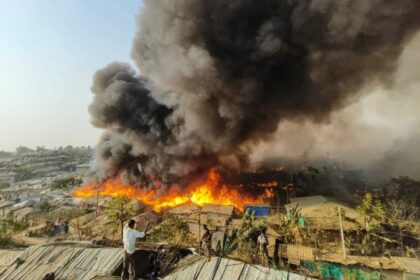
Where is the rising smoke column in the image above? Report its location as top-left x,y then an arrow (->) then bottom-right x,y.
88,0 -> 420,186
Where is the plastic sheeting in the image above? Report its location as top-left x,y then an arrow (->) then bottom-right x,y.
164,255 -> 317,280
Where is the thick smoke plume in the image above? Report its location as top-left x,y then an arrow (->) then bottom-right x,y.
251,33 -> 420,181
88,0 -> 420,186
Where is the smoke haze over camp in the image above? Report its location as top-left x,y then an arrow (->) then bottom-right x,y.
88,0 -> 420,185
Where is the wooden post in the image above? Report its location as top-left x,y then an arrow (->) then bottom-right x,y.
399,226 -> 404,256
338,206 -> 347,259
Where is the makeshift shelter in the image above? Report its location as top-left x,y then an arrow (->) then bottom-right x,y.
13,207 -> 35,222
168,202 -> 201,217
0,242 -> 123,280
285,196 -> 363,230
183,204 -> 235,239
133,211 -> 161,232
202,204 -> 234,216
202,204 -> 234,230
0,242 -> 193,280
163,255 -> 317,280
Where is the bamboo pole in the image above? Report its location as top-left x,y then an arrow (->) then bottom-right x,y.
338,206 -> 347,259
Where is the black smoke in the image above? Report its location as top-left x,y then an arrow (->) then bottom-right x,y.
88,0 -> 420,186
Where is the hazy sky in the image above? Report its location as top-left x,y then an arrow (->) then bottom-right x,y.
0,0 -> 142,151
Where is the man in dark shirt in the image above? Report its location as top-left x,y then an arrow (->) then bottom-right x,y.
200,224 -> 212,262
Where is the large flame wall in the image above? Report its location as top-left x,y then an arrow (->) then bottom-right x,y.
73,169 -> 274,212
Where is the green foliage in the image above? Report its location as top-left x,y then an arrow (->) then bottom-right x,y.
51,177 -> 83,190
15,166 -> 35,181
105,196 -> 136,238
36,146 -> 47,152
233,209 -> 267,263
16,146 -> 33,154
214,211 -> 269,260
36,198 -> 53,212
276,204 -> 302,243
357,193 -> 385,255
357,193 -> 384,232
237,240 -> 258,263
47,207 -> 89,223
0,212 -> 28,247
146,215 -> 194,247
105,196 -> 136,224
0,182 -> 10,188
215,228 -> 238,257
0,151 -> 13,158
2,212 -> 28,232
238,209 -> 258,241
59,146 -> 93,164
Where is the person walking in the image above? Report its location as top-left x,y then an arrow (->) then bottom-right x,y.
200,224 -> 212,262
257,229 -> 269,266
121,219 -> 145,280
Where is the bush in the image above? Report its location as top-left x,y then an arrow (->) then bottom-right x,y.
236,240 -> 258,263
147,215 -> 195,247
51,177 -> 83,189
37,198 -> 53,212
0,212 -> 28,247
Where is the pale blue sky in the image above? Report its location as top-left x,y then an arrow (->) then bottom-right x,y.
0,0 -> 142,151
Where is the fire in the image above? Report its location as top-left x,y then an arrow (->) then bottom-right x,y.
256,181 -> 279,188
73,169 -> 274,212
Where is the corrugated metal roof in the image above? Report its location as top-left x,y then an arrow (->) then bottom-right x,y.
164,255 -> 317,280
0,242 -> 123,280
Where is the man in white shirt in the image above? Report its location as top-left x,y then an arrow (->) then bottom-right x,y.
121,219 -> 145,280
257,229 -> 269,266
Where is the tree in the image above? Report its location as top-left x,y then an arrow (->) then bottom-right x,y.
105,196 -> 136,239
357,193 -> 385,255
36,146 -> 47,152
0,212 -> 28,246
0,151 -> 13,158
235,209 -> 267,263
15,166 -> 35,181
357,193 -> 384,232
37,198 -> 53,212
146,215 -> 194,247
215,229 -> 238,257
16,146 -> 33,154
384,177 -> 420,213
386,199 -> 418,256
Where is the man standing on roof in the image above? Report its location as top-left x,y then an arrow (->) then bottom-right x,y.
122,219 -> 145,280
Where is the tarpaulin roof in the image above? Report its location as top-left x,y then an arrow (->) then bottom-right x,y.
163,255 -> 317,280
0,242 -> 123,280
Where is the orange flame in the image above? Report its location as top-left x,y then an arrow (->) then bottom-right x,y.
73,169 -> 274,212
